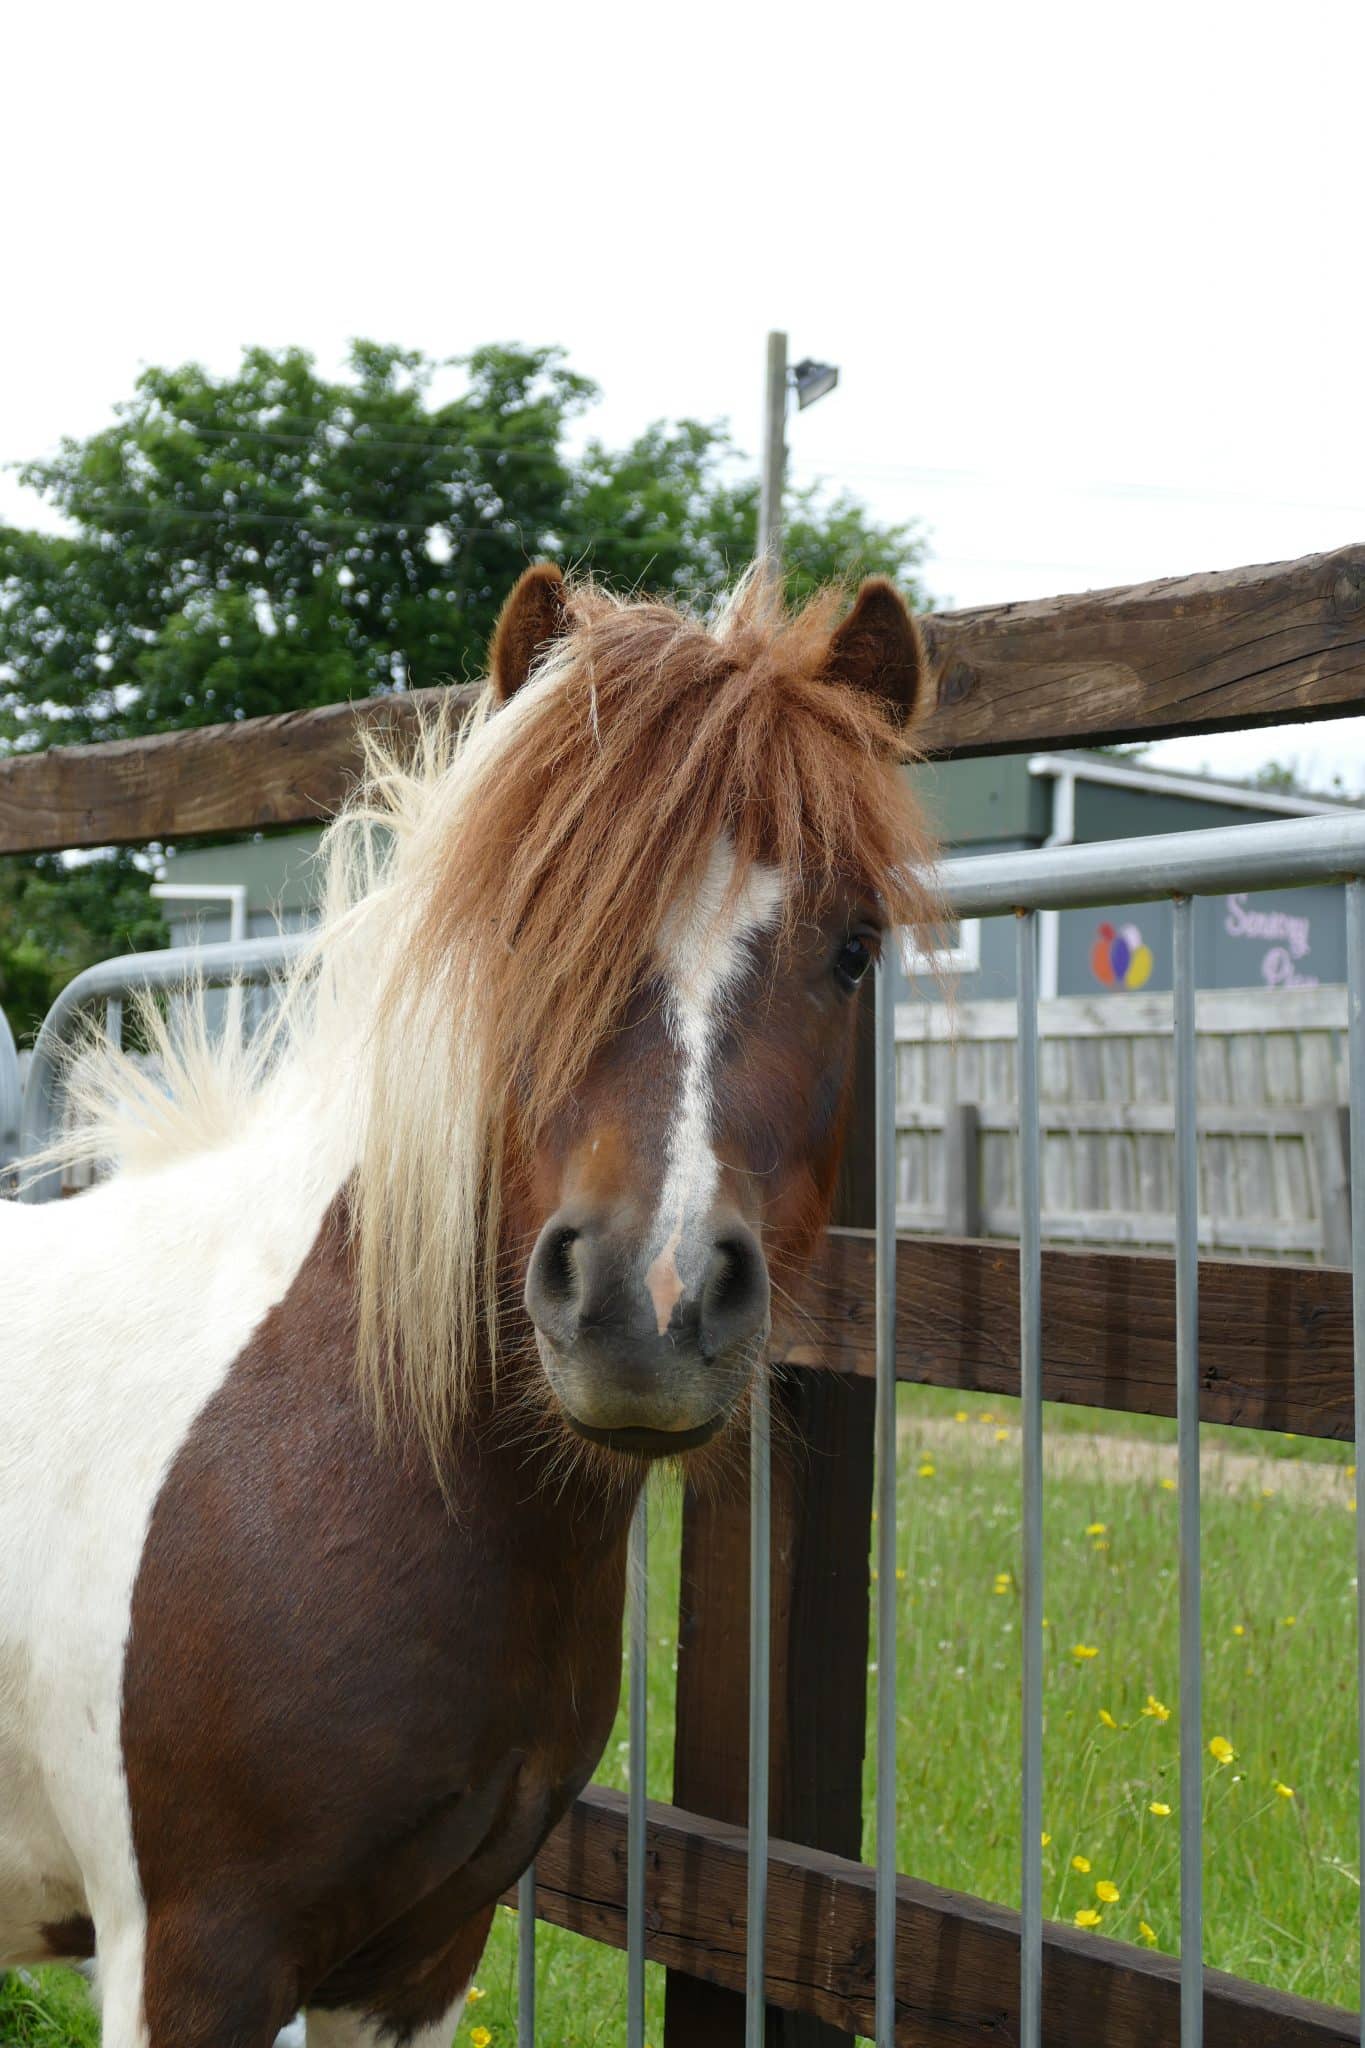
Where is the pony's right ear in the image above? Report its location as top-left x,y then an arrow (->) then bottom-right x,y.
489,564 -> 570,703
822,578 -> 927,728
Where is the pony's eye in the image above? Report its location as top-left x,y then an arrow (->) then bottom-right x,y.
834,932 -> 878,994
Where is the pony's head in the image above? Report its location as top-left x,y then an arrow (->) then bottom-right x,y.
353,564 -> 938,1466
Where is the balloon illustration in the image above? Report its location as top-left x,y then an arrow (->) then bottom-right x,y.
1090,920 -> 1154,990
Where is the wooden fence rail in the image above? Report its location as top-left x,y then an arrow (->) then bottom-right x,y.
505,1787 -> 1357,2048
2,543 -> 1362,854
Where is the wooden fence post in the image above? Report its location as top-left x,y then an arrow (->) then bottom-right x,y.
664,1006 -> 878,2048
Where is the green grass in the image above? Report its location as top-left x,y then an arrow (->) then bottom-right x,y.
10,1391 -> 1358,2044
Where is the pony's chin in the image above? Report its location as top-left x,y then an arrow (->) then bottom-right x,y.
561,1413 -> 726,1457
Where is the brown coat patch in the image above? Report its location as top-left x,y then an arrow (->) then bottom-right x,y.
122,1198 -> 636,2046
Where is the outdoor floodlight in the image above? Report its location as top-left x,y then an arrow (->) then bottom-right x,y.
792,358 -> 840,410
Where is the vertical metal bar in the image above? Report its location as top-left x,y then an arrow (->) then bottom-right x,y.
874,951 -> 899,2045
517,1864 -> 536,2044
1016,912 -> 1044,2048
627,1494 -> 648,2048
1173,894 -> 1203,2048
104,995 -> 123,1049
1346,878 -> 1365,2039
745,1369 -> 771,2048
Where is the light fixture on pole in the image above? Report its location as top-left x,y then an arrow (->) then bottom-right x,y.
792,357 -> 839,410
756,332 -> 840,569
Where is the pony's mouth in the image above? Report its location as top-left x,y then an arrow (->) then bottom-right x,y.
561,1413 -> 727,1457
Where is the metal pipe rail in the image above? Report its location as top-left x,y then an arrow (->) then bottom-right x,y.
18,932 -> 302,1203
14,810 -> 1365,2045
0,1003 -> 21,1174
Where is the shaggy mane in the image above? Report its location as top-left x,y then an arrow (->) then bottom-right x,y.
42,572 -> 941,1471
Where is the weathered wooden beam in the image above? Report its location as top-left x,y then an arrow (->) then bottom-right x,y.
782,1229 -> 1354,1441
3,545 -> 1362,854
920,541 -> 1365,758
515,1785 -> 1355,2046
0,686 -> 461,855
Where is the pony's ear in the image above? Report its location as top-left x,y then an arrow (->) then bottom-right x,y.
823,578 -> 926,726
489,564 -> 570,703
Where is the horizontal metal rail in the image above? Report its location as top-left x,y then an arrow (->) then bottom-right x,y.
937,809 -> 1365,917
18,932 -> 301,1203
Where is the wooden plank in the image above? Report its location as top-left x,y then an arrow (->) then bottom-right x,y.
517,1786 -> 1356,2047
781,1230 -> 1355,1439
896,987 -> 1351,1044
665,1375 -> 877,2048
920,541 -> 1365,759
3,545 -> 1362,854
0,685 -> 459,855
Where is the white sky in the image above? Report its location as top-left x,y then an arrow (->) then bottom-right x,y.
5,1 -> 1363,785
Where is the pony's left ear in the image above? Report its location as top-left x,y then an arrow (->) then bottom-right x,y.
823,578 -> 926,727
489,563 -> 571,703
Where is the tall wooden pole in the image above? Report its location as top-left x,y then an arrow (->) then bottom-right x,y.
757,331 -> 788,566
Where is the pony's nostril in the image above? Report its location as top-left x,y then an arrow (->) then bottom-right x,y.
525,1219 -> 583,1339
700,1228 -> 769,1357
541,1227 -> 579,1302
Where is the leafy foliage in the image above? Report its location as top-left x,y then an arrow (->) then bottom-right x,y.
0,341 -> 925,1036
0,852 -> 167,1042
0,341 -> 926,749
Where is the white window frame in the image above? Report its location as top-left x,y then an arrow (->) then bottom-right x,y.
900,917 -> 981,977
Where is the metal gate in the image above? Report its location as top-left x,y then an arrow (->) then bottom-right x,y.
16,809 -> 1365,2047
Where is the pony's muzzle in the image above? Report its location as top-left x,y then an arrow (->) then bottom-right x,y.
524,1207 -> 769,1453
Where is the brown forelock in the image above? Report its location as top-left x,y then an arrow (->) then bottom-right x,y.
395,574 -> 940,1156
123,1195 -> 639,2046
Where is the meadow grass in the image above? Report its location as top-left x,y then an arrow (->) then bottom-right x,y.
11,1386 -> 1358,2046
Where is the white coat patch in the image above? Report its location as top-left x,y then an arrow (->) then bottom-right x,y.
645,841 -> 784,1330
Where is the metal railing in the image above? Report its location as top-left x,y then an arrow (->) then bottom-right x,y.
0,1003 -> 20,1175
14,809 -> 1365,2046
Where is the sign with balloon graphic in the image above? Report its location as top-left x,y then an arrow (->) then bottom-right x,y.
1091,920 -> 1154,991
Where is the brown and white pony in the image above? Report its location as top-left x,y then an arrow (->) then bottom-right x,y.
0,566 -> 936,2048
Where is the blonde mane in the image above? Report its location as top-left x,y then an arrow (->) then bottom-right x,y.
47,572 -> 939,1468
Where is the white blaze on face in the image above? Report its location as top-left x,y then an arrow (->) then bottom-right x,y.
644,840 -> 785,1336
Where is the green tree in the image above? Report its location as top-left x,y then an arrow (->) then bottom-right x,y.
0,851 -> 167,1042
0,341 -> 925,748
0,342 -> 926,1035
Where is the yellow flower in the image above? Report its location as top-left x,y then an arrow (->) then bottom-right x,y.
1282,1615 -> 1297,1627
1085,1522 -> 1107,1537
918,1462 -> 936,1479
1139,1920 -> 1157,1945
1348,1464 -> 1357,1479
993,1571 -> 1012,1594
1232,1624 -> 1245,1637
1099,1708 -> 1117,1729
1142,1694 -> 1170,1723
895,1566 -> 907,1581
1209,1735 -> 1235,1765
978,1410 -> 996,1423
995,1428 -> 1009,1443
1159,1477 -> 1176,1492
1149,1801 -> 1171,1817
954,1409 -> 968,1423
1074,1907 -> 1102,1928
1093,1539 -> 1110,1552
1072,1643 -> 1099,1661
466,1988 -> 486,2004
1095,1880 -> 1120,1904
470,2030 -> 492,2048
1274,1781 -> 1295,1799
1261,1487 -> 1276,1500
1071,1854 -> 1091,1873
1041,1830 -> 1052,1846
